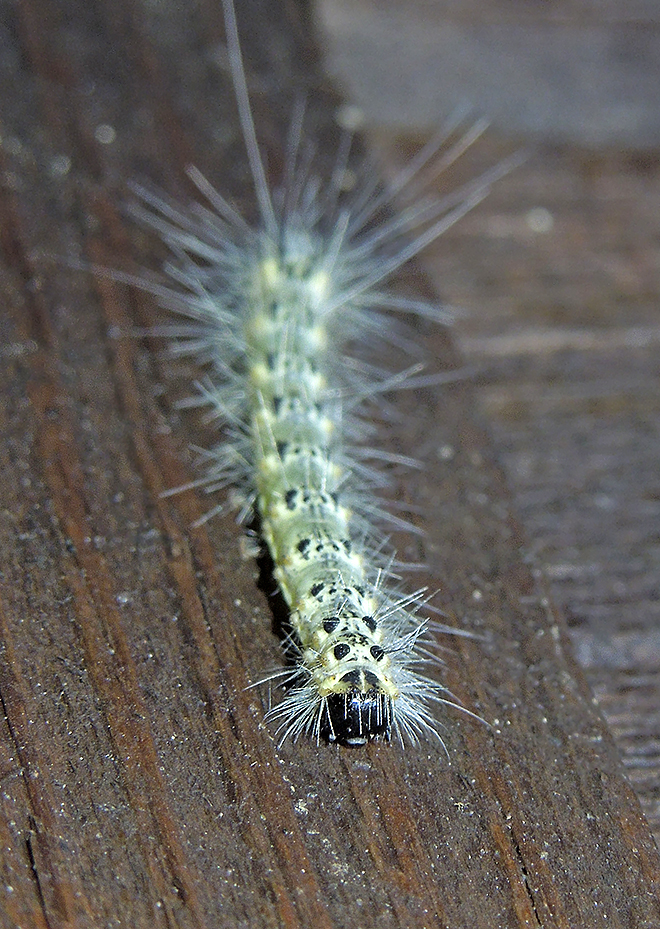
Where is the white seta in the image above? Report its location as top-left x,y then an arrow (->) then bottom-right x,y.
130,0 -> 505,747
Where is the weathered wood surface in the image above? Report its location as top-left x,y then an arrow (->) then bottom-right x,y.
432,140 -> 660,850
324,0 -> 660,848
0,1 -> 658,928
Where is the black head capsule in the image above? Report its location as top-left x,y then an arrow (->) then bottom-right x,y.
321,690 -> 392,746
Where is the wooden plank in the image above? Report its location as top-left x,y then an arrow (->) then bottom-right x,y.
327,0 -> 660,844
0,1 -> 658,927
327,0 -> 660,846
432,141 -> 660,847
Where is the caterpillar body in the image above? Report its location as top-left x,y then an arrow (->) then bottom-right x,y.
132,0 -> 505,747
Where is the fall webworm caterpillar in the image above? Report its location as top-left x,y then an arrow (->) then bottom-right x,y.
129,0 -> 513,747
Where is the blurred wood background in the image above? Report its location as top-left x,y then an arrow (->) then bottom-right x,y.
0,0 -> 658,927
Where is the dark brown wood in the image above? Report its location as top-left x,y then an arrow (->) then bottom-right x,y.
330,0 -> 660,849
426,138 -> 660,852
324,0 -> 660,851
0,1 -> 658,927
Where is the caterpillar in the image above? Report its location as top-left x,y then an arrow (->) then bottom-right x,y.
129,0 -> 509,747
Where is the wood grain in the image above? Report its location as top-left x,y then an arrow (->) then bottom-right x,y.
325,0 -> 660,851
0,1 -> 658,927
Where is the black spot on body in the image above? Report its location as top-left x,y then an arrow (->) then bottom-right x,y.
363,615 -> 376,633
370,645 -> 385,661
311,582 -> 324,597
297,538 -> 310,555
323,616 -> 339,633
285,488 -> 297,510
334,643 -> 350,660
339,668 -> 381,688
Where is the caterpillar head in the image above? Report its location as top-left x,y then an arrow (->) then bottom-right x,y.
321,688 -> 392,746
